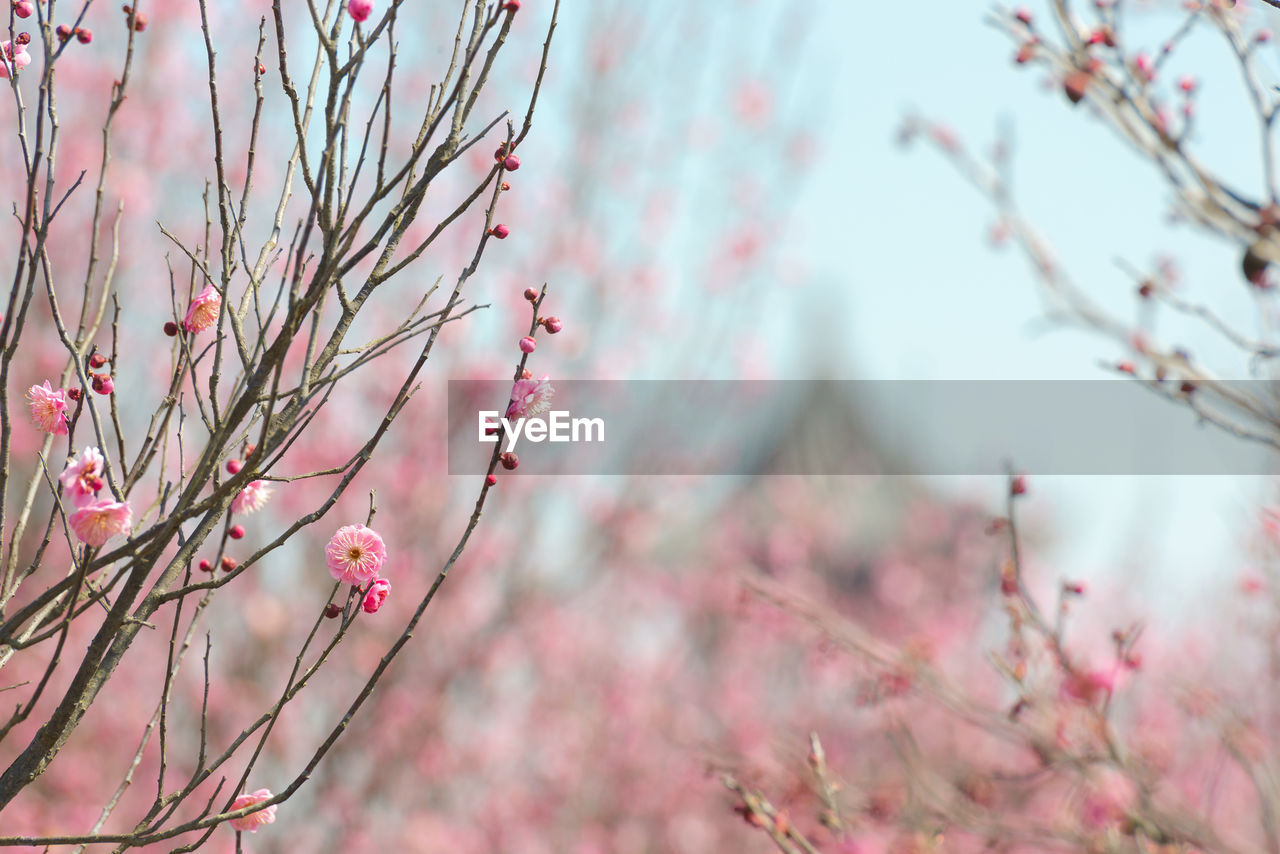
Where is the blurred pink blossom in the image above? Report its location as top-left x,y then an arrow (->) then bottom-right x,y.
59,446 -> 105,508
228,788 -> 276,833
348,0 -> 374,23
232,479 -> 272,515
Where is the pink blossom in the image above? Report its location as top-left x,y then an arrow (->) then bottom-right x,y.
182,285 -> 222,333
68,499 -> 132,547
362,577 -> 391,614
505,375 -> 553,419
0,41 -> 31,79
59,447 -> 105,508
228,788 -> 276,833
231,479 -> 272,515
348,0 -> 374,22
325,523 -> 386,586
27,381 -> 69,435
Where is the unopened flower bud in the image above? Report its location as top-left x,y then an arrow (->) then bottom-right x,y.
486,473 -> 498,486
500,452 -> 518,470
163,321 -> 178,336
199,559 -> 213,573
226,459 -> 242,474
1014,6 -> 1032,24
1000,563 -> 1018,596
13,1 -> 31,19
489,223 -> 510,239
220,556 -> 237,572
75,27 -> 92,44
14,31 -> 28,45
503,154 -> 520,171
347,0 -> 373,23
503,0 -> 521,10
89,353 -> 107,369
501,181 -> 511,191
229,524 -> 245,539
92,374 -> 114,395
519,336 -> 536,354
493,143 -> 508,162
56,24 -> 72,40
324,603 -> 342,619
1063,70 -> 1091,104
67,387 -> 82,402
542,316 -> 562,334
524,287 -> 538,301
1010,474 -> 1027,496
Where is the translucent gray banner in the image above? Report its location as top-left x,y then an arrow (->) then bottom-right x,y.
446,380 -> 1279,475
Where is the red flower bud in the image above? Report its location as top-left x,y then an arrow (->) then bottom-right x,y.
163,321 -> 178,336
486,473 -> 498,486
229,524 -> 245,539
518,336 -> 536,354
67,387 -> 82,402
199,559 -> 213,573
524,287 -> 538,301
1010,474 -> 1027,496
500,452 -> 518,470
92,374 -> 114,395
503,0 -> 521,10
501,181 -> 511,191
220,556 -> 237,572
13,2 -> 31,19
226,459 -> 242,474
542,316 -> 562,334
503,154 -> 520,171
55,24 -> 72,40
89,353 -> 107,369
75,27 -> 92,44
489,223 -> 510,239
324,603 -> 342,619
1063,70 -> 1091,104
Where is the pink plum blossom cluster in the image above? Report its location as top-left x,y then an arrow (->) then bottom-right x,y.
326,524 -> 391,614
60,447 -> 131,547
0,33 -> 31,79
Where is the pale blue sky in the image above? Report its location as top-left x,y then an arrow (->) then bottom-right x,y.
781,0 -> 1280,611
